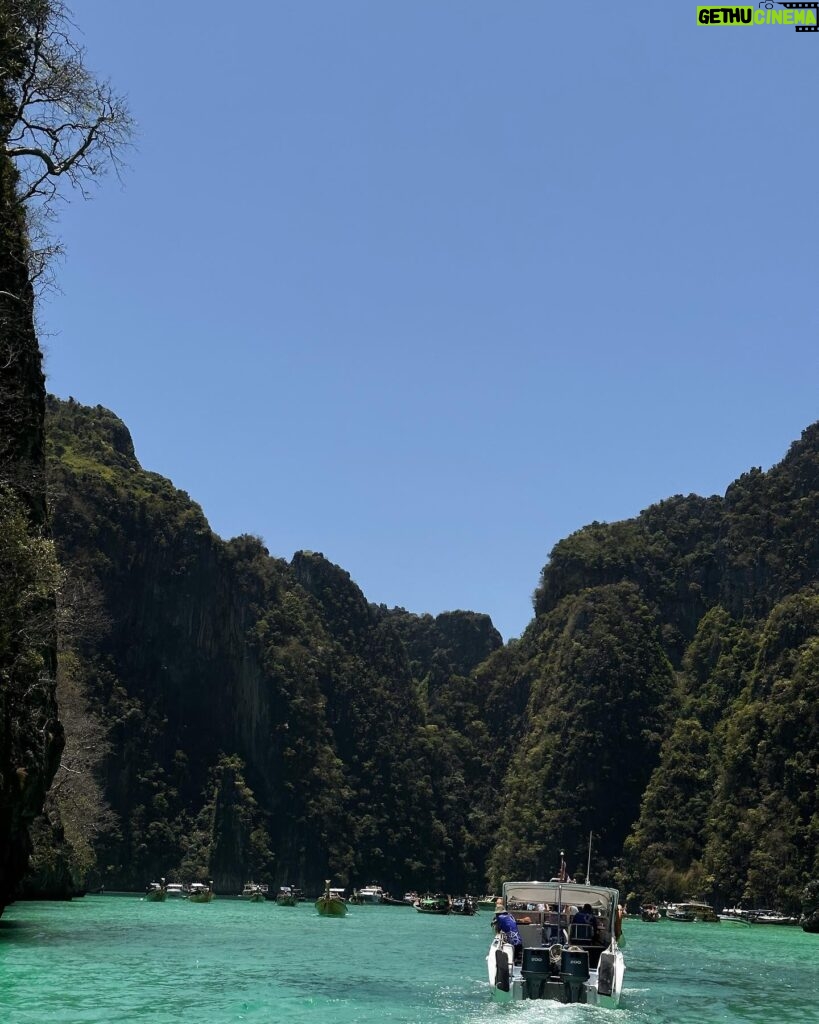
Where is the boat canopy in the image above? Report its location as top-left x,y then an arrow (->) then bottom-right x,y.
501,880 -> 619,916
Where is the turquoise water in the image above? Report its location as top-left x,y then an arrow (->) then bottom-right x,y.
1,897 -> 818,1023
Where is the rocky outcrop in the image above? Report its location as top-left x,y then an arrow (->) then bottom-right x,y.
0,153 -> 62,916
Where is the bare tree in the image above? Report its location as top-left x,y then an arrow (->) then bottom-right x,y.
48,646 -> 115,877
1,0 -> 134,201
0,0 -> 134,277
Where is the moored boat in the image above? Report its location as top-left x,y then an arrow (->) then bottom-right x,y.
747,909 -> 799,926
415,893 -> 451,915
640,904 -> 660,922
381,892 -> 411,906
667,904 -> 696,922
165,882 -> 188,898
241,881 -> 268,902
145,879 -> 166,902
350,884 -> 385,905
275,886 -> 299,906
670,901 -> 719,922
487,878 -> 625,1006
315,880 -> 348,917
188,881 -> 214,903
718,906 -> 751,922
450,896 -> 477,916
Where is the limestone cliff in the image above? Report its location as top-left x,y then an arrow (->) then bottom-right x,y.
0,152 -> 62,916
45,397 -> 501,894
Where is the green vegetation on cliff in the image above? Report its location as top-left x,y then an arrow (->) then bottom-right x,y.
0,97 -> 61,917
531,427 -> 819,911
44,398 -> 502,894
34,398 -> 819,915
1,0 -> 132,914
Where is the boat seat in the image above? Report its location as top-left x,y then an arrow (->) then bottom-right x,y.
568,923 -> 594,944
516,924 -> 545,948
542,924 -> 568,945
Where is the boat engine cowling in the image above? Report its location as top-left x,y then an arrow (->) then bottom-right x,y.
560,948 -> 589,1004
521,947 -> 552,999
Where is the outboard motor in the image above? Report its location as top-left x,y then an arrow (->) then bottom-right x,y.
560,948 -> 589,1004
521,947 -> 552,999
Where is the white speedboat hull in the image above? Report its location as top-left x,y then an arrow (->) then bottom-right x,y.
485,879 -> 626,1007
487,938 -> 625,1006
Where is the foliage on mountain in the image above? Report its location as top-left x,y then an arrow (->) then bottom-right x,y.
0,140 -> 61,915
537,424 -> 819,646
611,436 -> 819,909
0,481 -> 61,909
383,607 -> 502,700
801,879 -> 819,930
35,390 -> 819,910
703,591 -> 819,911
622,607 -> 754,900
377,605 -> 503,890
177,754 -> 274,892
534,496 -> 724,663
43,398 -> 505,895
0,0 -> 133,915
486,583 -> 674,888
506,424 -> 819,911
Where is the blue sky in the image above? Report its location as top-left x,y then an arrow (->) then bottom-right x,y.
42,1 -> 819,640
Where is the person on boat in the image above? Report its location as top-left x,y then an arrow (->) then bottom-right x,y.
492,898 -> 523,962
573,902 -> 595,926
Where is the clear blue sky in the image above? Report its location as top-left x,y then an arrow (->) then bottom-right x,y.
42,1 -> 819,640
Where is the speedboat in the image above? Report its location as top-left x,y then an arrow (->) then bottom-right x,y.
718,906 -> 751,922
144,880 -> 166,902
165,882 -> 188,898
487,879 -> 625,1006
351,884 -> 385,905
748,909 -> 799,926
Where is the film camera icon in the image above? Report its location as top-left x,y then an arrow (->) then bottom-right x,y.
758,1 -> 819,32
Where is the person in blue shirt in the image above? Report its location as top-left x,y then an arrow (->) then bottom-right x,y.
493,898 -> 523,961
573,902 -> 595,926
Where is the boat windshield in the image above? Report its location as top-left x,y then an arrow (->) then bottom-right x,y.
501,881 -> 618,929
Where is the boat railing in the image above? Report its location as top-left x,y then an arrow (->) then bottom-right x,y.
568,922 -> 595,943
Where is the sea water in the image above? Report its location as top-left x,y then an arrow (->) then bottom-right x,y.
1,896 -> 817,1024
